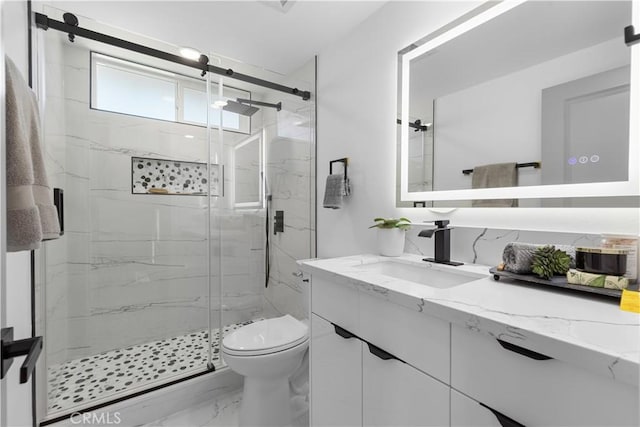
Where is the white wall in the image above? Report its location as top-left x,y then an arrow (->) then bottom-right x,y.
317,1 -> 639,258
434,37 -> 628,200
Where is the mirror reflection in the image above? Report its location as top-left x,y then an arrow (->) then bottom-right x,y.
398,0 -> 633,207
233,133 -> 263,208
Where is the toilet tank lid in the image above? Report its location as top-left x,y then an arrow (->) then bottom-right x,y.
222,314 -> 309,352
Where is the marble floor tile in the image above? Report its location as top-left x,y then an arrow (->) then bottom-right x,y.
144,389 -> 309,427
143,390 -> 242,427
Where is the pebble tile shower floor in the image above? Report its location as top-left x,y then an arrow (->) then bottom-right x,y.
47,320 -> 259,414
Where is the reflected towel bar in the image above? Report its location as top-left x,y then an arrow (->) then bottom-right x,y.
462,162 -> 541,175
396,118 -> 429,132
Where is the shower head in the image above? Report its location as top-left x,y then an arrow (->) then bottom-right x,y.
236,99 -> 282,112
223,100 -> 260,117
223,98 -> 283,117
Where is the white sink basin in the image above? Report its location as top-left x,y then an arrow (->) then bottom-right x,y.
353,260 -> 484,289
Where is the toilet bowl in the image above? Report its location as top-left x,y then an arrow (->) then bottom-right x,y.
222,314 -> 309,427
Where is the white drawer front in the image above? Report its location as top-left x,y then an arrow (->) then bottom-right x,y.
311,314 -> 362,427
363,344 -> 449,427
311,276 -> 359,334
451,389 -> 509,427
451,325 -> 640,426
358,291 -> 450,383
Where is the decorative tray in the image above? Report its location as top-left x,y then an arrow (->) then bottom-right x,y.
489,267 -> 626,299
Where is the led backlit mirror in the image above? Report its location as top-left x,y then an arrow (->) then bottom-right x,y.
397,0 -> 639,207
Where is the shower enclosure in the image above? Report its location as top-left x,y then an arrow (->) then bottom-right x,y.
33,6 -> 315,422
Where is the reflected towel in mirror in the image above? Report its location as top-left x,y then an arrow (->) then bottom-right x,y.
471,162 -> 518,207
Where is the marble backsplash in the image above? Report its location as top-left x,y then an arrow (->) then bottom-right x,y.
404,226 -> 603,267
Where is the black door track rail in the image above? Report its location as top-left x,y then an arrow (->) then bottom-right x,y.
34,12 -> 311,101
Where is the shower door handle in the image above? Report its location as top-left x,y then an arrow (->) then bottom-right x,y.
1,327 -> 43,383
54,187 -> 64,236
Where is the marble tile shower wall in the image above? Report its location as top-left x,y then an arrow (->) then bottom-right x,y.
263,110 -> 315,320
404,226 -> 602,267
41,40 -> 265,365
212,211 -> 267,327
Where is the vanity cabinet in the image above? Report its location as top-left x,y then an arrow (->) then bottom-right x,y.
310,314 -> 362,426
362,342 -> 449,426
311,313 -> 449,427
451,325 -> 640,426
310,274 -> 450,427
309,272 -> 639,427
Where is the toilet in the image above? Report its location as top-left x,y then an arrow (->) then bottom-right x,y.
222,314 -> 309,427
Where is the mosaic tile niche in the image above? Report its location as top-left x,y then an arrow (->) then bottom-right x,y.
131,157 -> 221,196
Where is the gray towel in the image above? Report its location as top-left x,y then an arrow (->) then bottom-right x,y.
322,174 -> 350,209
502,242 -> 576,274
471,162 -> 518,207
5,56 -> 60,252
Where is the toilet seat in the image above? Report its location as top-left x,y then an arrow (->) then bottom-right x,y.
222,314 -> 309,357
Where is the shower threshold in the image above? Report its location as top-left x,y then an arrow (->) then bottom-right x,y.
46,319 -> 259,416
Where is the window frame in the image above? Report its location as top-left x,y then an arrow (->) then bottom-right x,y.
90,51 -> 252,134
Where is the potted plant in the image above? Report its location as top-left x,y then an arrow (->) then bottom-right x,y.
369,217 -> 412,257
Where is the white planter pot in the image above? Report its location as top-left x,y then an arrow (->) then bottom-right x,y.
377,228 -> 406,257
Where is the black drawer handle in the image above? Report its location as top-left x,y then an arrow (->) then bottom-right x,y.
366,342 -> 404,363
479,402 -> 525,427
333,324 -> 357,339
497,339 -> 552,361
1,327 -> 43,384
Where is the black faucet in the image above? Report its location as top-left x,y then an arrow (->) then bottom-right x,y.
418,220 -> 463,266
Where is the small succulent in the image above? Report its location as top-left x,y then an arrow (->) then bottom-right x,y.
369,217 -> 412,231
531,245 -> 572,280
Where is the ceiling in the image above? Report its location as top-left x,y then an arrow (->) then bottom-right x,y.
50,1 -> 387,76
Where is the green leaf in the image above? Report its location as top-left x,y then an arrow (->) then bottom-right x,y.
370,217 -> 412,230
532,245 -> 568,279
587,275 -> 606,288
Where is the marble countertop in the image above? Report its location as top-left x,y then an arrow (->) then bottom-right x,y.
299,254 -> 640,388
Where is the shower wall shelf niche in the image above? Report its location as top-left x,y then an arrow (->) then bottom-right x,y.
131,157 -> 221,196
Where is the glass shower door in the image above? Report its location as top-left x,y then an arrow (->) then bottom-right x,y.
36,7 -> 217,418
209,55 -> 316,359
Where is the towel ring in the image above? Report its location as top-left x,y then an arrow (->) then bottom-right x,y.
329,158 -> 348,180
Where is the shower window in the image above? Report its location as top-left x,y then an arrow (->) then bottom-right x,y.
91,52 -> 250,133
182,85 -> 245,131
92,53 -> 177,121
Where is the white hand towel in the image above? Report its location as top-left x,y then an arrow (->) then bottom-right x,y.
5,55 -> 60,251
